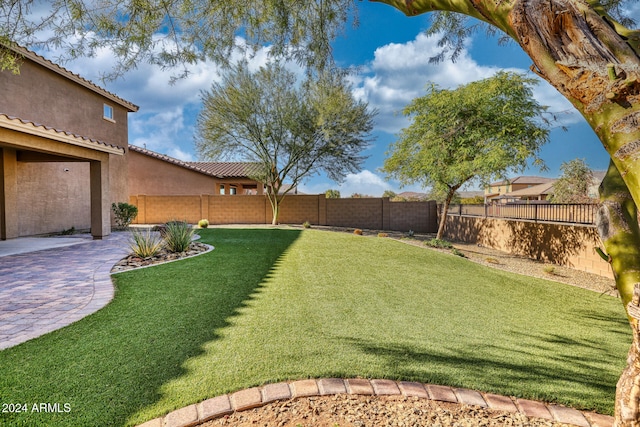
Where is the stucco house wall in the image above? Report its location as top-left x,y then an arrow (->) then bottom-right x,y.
127,145 -> 264,197
0,45 -> 137,237
128,149 -> 219,196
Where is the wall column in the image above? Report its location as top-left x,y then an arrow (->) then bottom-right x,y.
90,158 -> 111,239
0,148 -> 19,239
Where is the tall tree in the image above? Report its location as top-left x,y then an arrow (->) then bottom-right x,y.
550,158 -> 597,203
383,72 -> 549,239
4,0 -> 640,423
195,61 -> 375,224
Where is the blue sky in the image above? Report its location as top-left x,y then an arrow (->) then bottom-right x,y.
43,2 -> 621,196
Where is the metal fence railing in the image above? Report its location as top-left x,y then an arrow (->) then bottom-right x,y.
446,203 -> 598,225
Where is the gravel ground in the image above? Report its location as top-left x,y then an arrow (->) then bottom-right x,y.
200,394 -> 572,427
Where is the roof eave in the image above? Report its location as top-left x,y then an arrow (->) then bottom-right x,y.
6,44 -> 139,113
0,114 -> 125,155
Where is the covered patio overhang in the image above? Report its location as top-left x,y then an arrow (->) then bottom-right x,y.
0,114 -> 125,240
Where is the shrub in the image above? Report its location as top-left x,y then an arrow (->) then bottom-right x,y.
543,265 -> 556,275
353,229 -> 363,235
303,221 -> 311,229
112,202 -> 138,230
424,238 -> 453,249
378,232 -> 389,238
61,226 -> 76,235
451,248 -> 465,257
129,228 -> 163,258
163,221 -> 194,253
485,257 -> 500,264
198,219 -> 209,228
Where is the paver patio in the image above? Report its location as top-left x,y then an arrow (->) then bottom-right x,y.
0,233 -> 130,350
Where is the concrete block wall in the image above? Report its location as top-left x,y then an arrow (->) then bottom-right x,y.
278,195 -> 320,225
209,195 -> 267,224
326,198 -> 385,230
389,201 -> 439,233
445,215 -> 613,278
130,194 -> 438,234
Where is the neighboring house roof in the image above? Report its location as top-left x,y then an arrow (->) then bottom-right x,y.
0,114 -> 125,155
129,144 -> 222,177
188,162 -> 263,179
489,176 -> 556,186
4,43 -> 138,112
503,181 -> 556,198
129,145 -> 264,181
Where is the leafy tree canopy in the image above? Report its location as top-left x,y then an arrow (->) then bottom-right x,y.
0,0 -> 357,77
383,71 -> 550,238
550,158 -> 597,203
325,189 -> 341,199
1,1 -> 635,76
195,61 -> 375,224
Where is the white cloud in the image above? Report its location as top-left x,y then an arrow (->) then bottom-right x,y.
350,32 -> 580,134
299,169 -> 426,197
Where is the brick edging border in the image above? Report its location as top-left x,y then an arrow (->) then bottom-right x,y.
135,378 -> 614,427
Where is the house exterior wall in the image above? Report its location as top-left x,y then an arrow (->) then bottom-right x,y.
17,162 -> 91,235
129,194 -> 438,233
128,150 -> 219,196
444,215 -> 612,278
128,150 -> 263,197
0,51 -> 133,236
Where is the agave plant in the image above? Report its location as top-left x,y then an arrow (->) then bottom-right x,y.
129,228 -> 164,258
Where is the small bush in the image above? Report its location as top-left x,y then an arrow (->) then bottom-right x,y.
61,226 -> 76,235
112,202 -> 138,230
353,229 -> 363,235
378,232 -> 389,238
451,248 -> 465,257
129,229 -> 163,258
407,230 -> 415,237
485,257 -> 500,264
163,221 -> 194,253
543,265 -> 556,275
425,238 -> 453,249
198,219 -> 209,228
303,221 -> 311,229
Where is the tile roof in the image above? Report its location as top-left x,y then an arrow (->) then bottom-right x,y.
4,43 -> 138,112
188,162 -> 263,178
489,176 -> 556,186
129,146 -> 262,180
128,145 -> 221,177
0,114 -> 125,155
504,181 -> 556,197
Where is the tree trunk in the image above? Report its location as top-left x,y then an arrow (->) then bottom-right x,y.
617,283 -> 640,426
436,188 -> 456,240
373,0 -> 640,423
266,191 -> 281,225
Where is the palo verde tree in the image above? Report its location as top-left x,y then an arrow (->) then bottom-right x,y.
195,61 -> 375,225
383,71 -> 549,240
3,0 -> 640,423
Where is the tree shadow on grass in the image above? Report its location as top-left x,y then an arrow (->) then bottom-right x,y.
0,228 -> 301,427
340,316 -> 628,415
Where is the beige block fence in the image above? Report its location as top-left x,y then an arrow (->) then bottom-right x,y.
445,215 -> 613,278
129,194 -> 439,233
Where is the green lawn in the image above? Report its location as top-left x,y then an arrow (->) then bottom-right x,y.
0,228 -> 631,426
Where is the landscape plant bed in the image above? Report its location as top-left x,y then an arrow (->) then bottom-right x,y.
110,241 -> 211,273
0,228 -> 630,427
200,394 -> 570,427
